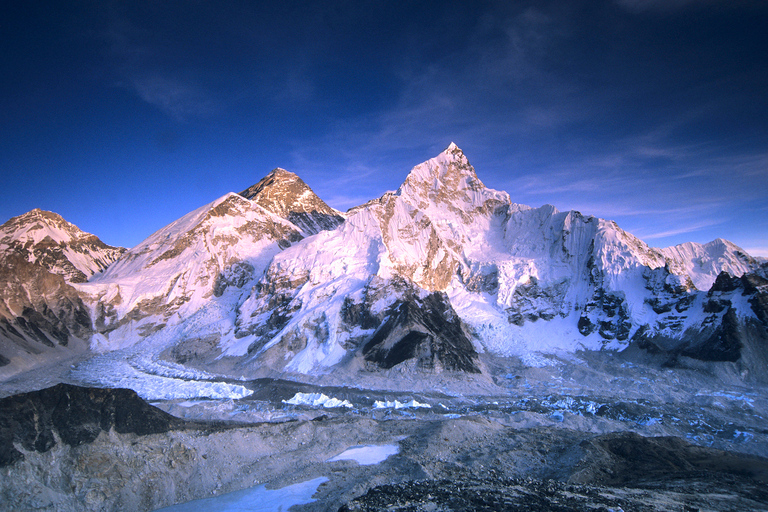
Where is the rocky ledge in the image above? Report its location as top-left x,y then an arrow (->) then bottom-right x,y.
0,383 -> 186,466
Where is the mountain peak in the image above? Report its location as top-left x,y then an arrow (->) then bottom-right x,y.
239,169 -> 343,235
2,208 -> 88,246
0,209 -> 124,283
240,169 -> 323,213
395,144 -> 504,212
400,144 -> 478,187
445,141 -> 461,153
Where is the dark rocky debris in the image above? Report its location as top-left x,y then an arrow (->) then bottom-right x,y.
340,431 -> 768,512
0,383 -> 186,466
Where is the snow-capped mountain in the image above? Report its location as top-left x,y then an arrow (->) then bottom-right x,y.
0,209 -> 124,283
80,182 -> 340,352
228,143 -> 766,376
0,211 -> 124,372
1,144 -> 766,381
658,239 -> 759,291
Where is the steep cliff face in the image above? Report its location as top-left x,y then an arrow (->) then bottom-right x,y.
228,144 -> 764,375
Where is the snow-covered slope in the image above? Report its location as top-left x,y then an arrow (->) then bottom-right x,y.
0,209 -> 124,283
2,144 -> 765,383
658,239 -> 759,291
79,193 -> 301,350
0,210 -> 122,375
77,171 -> 345,354
228,144 -> 764,375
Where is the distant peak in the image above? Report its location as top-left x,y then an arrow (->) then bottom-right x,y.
239,168 -> 339,222
239,169 -> 302,201
20,208 -> 63,223
398,143 -> 482,197
2,208 -> 68,234
266,167 -> 298,179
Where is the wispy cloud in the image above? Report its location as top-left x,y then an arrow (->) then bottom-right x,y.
744,247 -> 768,258
637,219 -> 726,240
127,74 -> 218,121
100,6 -> 219,121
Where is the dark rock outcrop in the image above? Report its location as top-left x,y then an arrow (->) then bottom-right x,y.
362,292 -> 480,373
632,267 -> 768,370
0,384 -> 185,467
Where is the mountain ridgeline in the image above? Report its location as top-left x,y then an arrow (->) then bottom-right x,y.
1,144 -> 766,381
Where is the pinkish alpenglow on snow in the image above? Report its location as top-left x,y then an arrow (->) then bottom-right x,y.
1,144 -> 765,387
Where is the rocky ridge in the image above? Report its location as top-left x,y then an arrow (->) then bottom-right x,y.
239,168 -> 345,235
0,209 -> 124,284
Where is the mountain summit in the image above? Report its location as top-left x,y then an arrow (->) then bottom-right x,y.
0,209 -> 124,284
397,143 -> 507,215
239,169 -> 343,235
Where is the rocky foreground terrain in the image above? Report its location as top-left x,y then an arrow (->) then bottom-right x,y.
2,352 -> 768,512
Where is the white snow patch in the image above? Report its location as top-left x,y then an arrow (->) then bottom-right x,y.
152,476 -> 328,512
328,444 -> 399,465
373,399 -> 431,409
282,392 -> 353,408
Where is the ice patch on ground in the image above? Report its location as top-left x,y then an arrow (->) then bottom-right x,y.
283,392 -> 353,408
151,476 -> 328,511
328,445 -> 399,465
373,399 -> 431,409
520,352 -> 559,368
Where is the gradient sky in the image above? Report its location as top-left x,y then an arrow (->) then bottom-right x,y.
2,1 -> 767,255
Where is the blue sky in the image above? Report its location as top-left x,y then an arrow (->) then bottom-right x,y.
1,1 -> 766,255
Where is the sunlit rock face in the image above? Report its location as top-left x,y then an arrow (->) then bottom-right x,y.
239,168 -> 345,235
0,209 -> 124,284
230,144 -> 765,375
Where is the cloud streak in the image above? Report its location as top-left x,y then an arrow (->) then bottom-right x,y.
127,74 -> 218,120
